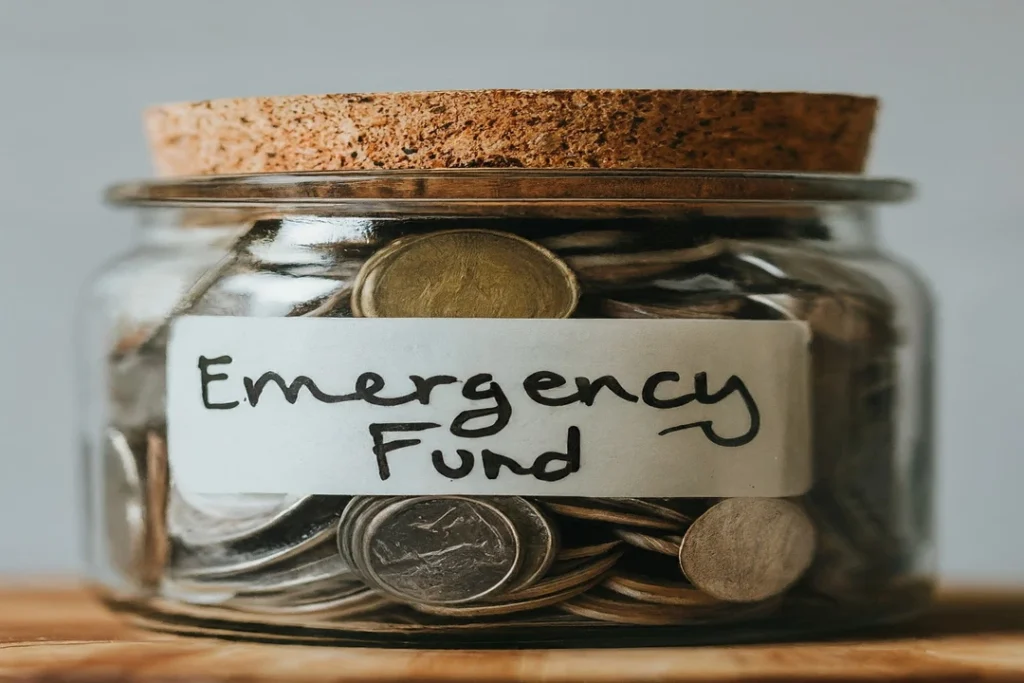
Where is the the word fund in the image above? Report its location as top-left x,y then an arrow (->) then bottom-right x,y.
196,355 -> 762,483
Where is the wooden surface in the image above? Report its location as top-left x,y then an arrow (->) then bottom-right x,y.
1,584 -> 1024,682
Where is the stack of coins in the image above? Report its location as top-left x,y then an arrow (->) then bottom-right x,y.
102,216 -> 906,629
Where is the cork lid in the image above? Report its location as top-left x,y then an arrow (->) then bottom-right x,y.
145,89 -> 877,177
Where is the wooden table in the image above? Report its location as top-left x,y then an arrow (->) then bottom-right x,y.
1,584 -> 1023,682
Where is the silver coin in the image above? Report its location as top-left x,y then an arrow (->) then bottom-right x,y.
488,497 -> 559,592
107,243 -> 248,431
747,293 -> 802,320
241,574 -> 367,605
152,589 -> 392,625
168,490 -> 310,547
177,490 -> 306,518
103,428 -> 145,579
357,496 -> 522,606
613,528 -> 682,557
108,343 -> 167,439
171,496 -> 348,579
226,583 -> 374,615
159,579 -> 237,605
171,537 -> 355,597
337,497 -> 396,569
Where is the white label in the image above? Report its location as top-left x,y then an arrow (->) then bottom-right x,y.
167,317 -> 811,497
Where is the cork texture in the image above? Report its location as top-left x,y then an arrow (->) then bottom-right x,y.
145,90 -> 877,176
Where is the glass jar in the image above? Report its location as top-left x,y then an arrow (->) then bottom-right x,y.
82,170 -> 934,647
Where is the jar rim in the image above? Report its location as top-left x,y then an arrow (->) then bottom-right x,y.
105,167 -> 913,219
105,169 -> 913,204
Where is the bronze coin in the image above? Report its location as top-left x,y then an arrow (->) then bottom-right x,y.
602,573 -> 720,607
142,431 -> 170,585
612,528 -> 682,557
679,498 -> 816,603
566,241 -> 725,284
543,499 -> 682,531
601,294 -> 745,320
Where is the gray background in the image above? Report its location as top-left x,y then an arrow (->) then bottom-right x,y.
0,0 -> 1021,580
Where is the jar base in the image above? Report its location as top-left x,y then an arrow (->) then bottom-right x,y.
100,580 -> 935,649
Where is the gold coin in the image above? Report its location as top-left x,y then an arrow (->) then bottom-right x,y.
351,229 -> 579,318
679,498 -> 816,603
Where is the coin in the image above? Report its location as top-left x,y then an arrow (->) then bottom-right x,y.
180,490 -> 308,518
557,538 -> 622,562
103,428 -> 145,579
603,573 -> 721,607
351,229 -> 580,318
552,516 -> 620,562
612,528 -> 682,557
488,497 -> 559,592
171,496 -> 349,578
226,584 -> 377,615
168,491 -> 310,547
608,498 -> 695,527
566,241 -> 725,284
539,230 -> 633,251
747,293 -> 802,320
142,431 -> 170,584
108,341 -> 168,434
337,496 -> 395,569
543,498 -> 683,531
107,240 -> 252,430
294,286 -> 354,317
173,538 -> 355,597
155,589 -> 392,624
509,547 -> 622,602
559,587 -> 778,625
804,292 -> 897,347
357,496 -> 522,606
679,498 -> 816,603
558,587 -> 719,625
412,573 -> 606,618
245,574 -> 366,604
601,294 -> 745,320
159,579 -> 237,605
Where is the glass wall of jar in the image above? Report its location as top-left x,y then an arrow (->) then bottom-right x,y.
81,171 -> 934,646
